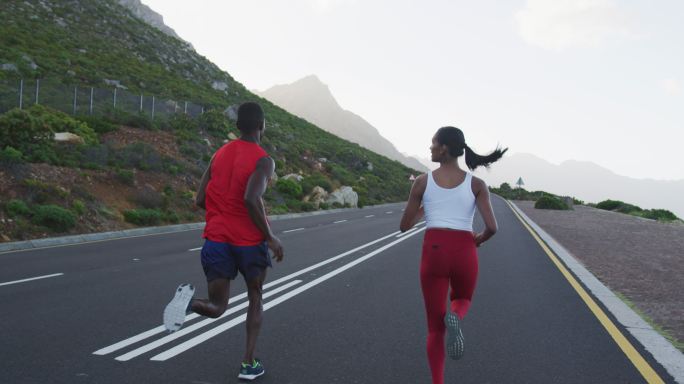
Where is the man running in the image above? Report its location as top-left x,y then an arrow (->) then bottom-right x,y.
163,101 -> 284,381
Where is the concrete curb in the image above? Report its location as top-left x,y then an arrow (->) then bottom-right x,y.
508,200 -> 684,383
0,202 -> 403,254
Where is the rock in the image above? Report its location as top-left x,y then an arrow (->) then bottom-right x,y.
78,48 -> 87,54
1,63 -> 17,71
103,79 -> 127,89
224,105 -> 238,121
367,162 -> 373,171
212,81 -> 229,92
1,234 -> 10,243
562,196 -> 574,209
22,55 -> 38,70
66,70 -> 76,77
326,186 -> 358,208
203,138 -> 212,147
304,186 -> 328,208
318,158 -> 328,163
227,132 -> 238,141
54,132 -> 85,145
283,173 -> 303,182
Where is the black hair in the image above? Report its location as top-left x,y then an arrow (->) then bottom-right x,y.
236,102 -> 265,132
435,126 -> 508,170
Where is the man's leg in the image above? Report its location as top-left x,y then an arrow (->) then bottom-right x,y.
243,268 -> 267,363
190,278 -> 231,318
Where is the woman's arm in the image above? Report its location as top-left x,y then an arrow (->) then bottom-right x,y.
473,176 -> 498,247
400,174 -> 427,232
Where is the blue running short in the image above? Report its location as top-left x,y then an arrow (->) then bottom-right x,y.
200,240 -> 272,282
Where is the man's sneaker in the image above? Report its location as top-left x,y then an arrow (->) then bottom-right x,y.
163,284 -> 195,332
238,359 -> 265,381
445,311 -> 465,360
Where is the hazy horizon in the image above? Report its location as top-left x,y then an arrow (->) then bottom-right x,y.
142,0 -> 684,181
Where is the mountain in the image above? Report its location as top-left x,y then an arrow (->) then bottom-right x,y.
258,75 -> 428,172
475,153 -> 684,218
117,0 -> 181,40
0,0 -> 417,241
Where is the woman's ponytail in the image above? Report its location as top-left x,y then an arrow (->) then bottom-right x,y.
464,144 -> 508,171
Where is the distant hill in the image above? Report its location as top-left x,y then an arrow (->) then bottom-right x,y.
258,75 -> 428,172
475,153 -> 684,218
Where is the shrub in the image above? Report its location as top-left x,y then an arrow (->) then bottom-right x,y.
0,108 -> 53,155
198,109 -> 231,137
534,196 -> 569,210
32,205 -> 76,232
596,200 -> 624,211
276,178 -> 303,198
301,173 -> 333,194
123,209 -> 162,226
76,115 -> 119,134
72,199 -> 86,215
0,146 -> 24,163
641,209 -> 679,221
115,169 -> 135,185
29,105 -> 98,145
163,211 -> 180,224
5,199 -> 31,218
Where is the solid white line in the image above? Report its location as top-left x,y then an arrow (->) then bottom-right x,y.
364,215 -> 375,218
385,211 -> 393,214
188,247 -> 202,252
150,228 -> 427,361
333,220 -> 347,224
96,229 -> 401,357
396,226 -> 420,238
283,228 -> 305,233
94,278 -> 295,356
115,280 -> 302,361
0,273 -> 64,287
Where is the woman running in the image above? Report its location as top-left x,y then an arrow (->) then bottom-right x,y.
400,126 -> 507,384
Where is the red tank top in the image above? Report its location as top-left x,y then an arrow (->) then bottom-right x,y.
203,139 -> 269,246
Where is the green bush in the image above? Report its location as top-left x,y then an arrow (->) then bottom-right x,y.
0,108 -> 53,155
641,209 -> 679,221
596,200 -> 624,211
123,209 -> 163,226
276,178 -> 303,198
32,205 -> 76,232
301,173 -> 333,194
76,115 -> 119,134
163,210 -> 180,224
29,105 -> 98,145
198,109 -> 231,137
5,199 -> 31,217
115,169 -> 135,185
534,196 -> 569,210
0,146 -> 24,163
72,199 -> 86,215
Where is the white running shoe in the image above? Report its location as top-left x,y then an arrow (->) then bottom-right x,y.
445,311 -> 465,360
163,283 -> 195,332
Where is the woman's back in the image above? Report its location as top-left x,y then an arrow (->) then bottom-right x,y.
423,169 -> 476,232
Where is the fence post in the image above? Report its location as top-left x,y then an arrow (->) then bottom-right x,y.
19,79 -> 23,109
113,87 -> 117,108
184,101 -> 187,114
139,94 -> 143,112
201,106 -> 204,115
174,102 -> 177,114
35,79 -> 40,105
73,86 -> 78,115
89,87 -> 94,115
151,96 -> 155,120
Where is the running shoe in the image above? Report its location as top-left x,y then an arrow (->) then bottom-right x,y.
238,359 -> 265,381
445,311 -> 465,360
163,283 -> 195,332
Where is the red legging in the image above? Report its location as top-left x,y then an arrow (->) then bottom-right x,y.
420,228 -> 478,384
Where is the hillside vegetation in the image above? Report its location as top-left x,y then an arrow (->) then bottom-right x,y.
0,0 -> 417,241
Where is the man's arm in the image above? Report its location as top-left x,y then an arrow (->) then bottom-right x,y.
195,157 -> 213,209
400,174 -> 427,232
244,156 -> 284,261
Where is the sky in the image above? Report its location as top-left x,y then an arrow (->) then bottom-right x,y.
142,0 -> 684,180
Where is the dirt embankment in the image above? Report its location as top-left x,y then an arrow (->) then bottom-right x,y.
514,200 -> 684,349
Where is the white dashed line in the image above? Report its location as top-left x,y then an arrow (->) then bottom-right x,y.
333,220 -> 347,224
0,273 -> 64,288
386,211 -> 393,214
283,228 -> 305,233
188,247 -> 202,252
364,215 -> 375,218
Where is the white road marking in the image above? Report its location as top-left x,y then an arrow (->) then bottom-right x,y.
188,247 -> 202,252
97,229 -> 402,359
0,273 -> 64,287
283,228 -> 305,233
396,226 -> 421,238
94,278 -> 296,356
150,227 -> 427,361
333,220 -> 347,224
385,211 -> 393,214
114,280 -> 303,361
364,215 -> 375,218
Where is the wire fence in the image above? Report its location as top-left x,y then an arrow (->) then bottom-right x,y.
0,78 -> 205,120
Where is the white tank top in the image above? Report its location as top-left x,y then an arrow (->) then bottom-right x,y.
423,171 -> 476,231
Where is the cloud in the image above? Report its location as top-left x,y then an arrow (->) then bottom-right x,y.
661,78 -> 682,96
514,0 -> 632,51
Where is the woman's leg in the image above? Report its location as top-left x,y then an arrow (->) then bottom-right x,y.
449,242 -> 478,320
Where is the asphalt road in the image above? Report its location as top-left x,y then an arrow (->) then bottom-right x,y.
0,197 -> 675,383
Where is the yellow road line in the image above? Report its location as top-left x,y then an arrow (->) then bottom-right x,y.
505,200 -> 664,384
